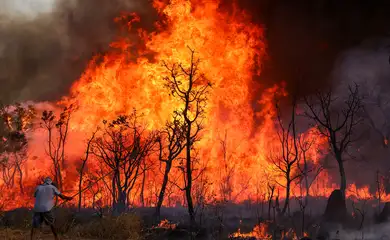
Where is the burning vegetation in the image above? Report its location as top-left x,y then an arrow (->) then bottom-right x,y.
1,0 -> 390,239
229,223 -> 272,240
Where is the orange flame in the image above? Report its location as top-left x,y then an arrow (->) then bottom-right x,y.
229,223 -> 272,239
153,219 -> 177,230
0,0 -> 382,210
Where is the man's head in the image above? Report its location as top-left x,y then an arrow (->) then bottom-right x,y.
44,177 -> 53,185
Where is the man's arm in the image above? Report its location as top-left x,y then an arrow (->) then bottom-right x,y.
58,193 -> 73,201
52,186 -> 73,201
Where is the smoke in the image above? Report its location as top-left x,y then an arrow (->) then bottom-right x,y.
0,0 -> 156,105
328,223 -> 390,240
328,38 -> 390,191
2,1 -> 390,105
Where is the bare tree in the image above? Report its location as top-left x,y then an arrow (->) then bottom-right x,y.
163,48 -> 210,224
155,111 -> 186,218
304,84 -> 363,199
219,131 -> 236,202
267,183 -> 276,220
0,103 -> 35,193
91,112 -> 157,214
78,129 -> 98,212
350,187 -> 369,239
270,96 -> 301,215
41,105 -> 73,190
375,170 -> 386,214
297,133 -> 324,201
294,133 -> 323,237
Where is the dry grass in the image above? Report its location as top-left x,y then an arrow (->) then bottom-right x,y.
0,228 -> 25,240
70,213 -> 143,240
0,210 -> 143,240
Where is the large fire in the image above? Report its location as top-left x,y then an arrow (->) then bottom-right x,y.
0,0 -> 387,211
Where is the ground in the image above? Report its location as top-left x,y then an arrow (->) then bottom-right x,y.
0,226 -> 96,240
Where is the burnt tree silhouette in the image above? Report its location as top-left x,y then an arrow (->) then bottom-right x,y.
0,103 -> 35,193
267,183 -> 276,220
295,133 -> 323,236
91,112 -> 156,214
270,95 -> 301,215
41,105 -> 73,191
304,84 -> 363,200
219,131 -> 236,202
163,48 -> 210,225
77,129 -> 98,212
156,111 -> 186,219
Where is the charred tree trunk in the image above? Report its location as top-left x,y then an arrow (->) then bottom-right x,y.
337,158 -> 346,198
334,149 -> 346,198
78,158 -> 87,211
268,196 -> 273,220
304,160 -> 310,205
140,161 -> 146,207
113,171 -> 126,215
156,161 -> 172,218
185,125 -> 195,224
15,159 -> 24,194
282,172 -> 291,215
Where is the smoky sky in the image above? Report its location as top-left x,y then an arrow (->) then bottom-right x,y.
237,0 -> 390,96
1,0 -> 390,104
0,0 -> 157,104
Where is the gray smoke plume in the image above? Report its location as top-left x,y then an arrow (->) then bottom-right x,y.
330,38 -> 390,191
0,0 -> 156,105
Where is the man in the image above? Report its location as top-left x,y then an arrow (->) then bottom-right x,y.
31,177 -> 73,240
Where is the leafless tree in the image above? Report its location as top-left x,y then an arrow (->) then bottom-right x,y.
304,84 -> 363,199
350,188 -> 369,239
163,48 -> 210,225
296,133 -> 324,210
155,111 -> 186,218
78,129 -> 98,212
0,103 -> 35,193
41,105 -> 73,191
267,183 -> 276,220
91,112 -> 157,214
270,96 -> 301,215
375,170 -> 386,214
219,131 -> 236,202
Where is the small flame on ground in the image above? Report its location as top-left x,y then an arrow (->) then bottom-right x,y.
229,223 -> 272,239
152,219 -> 177,230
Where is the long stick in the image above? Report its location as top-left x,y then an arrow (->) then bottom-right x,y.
55,167 -> 115,209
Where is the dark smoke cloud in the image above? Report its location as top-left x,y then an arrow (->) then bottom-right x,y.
0,0 -> 156,104
236,0 -> 390,96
